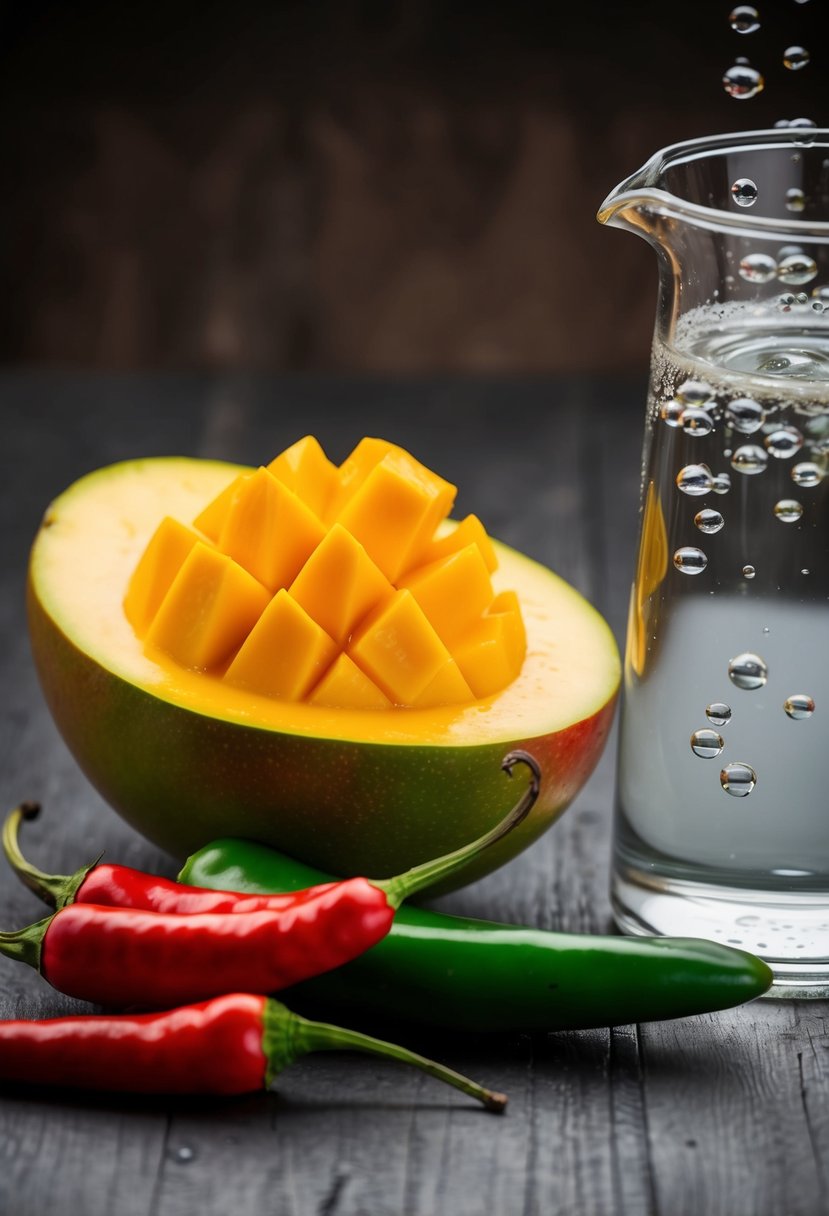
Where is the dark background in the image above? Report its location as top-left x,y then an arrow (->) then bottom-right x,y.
1,0 -> 826,374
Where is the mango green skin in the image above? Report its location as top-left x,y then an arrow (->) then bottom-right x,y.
181,840 -> 773,1032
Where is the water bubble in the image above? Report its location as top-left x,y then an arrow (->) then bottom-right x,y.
811,285 -> 829,302
742,564 -> 756,579
673,546 -> 708,575
706,702 -> 732,726
720,762 -> 757,797
712,472 -> 731,495
729,4 -> 760,32
778,254 -> 818,285
726,397 -> 765,433
728,652 -> 768,690
660,399 -> 684,426
785,188 -> 806,213
676,464 -> 714,496
691,728 -> 725,758
172,1145 -> 196,1164
789,117 -> 817,128
777,294 -> 796,312
694,508 -> 724,534
681,407 -> 715,436
723,63 -> 764,99
676,379 -> 715,405
731,444 -> 768,474
796,292 -> 809,305
802,567 -> 811,575
791,461 -> 823,487
812,301 -> 825,313
731,178 -> 759,207
779,244 -> 804,260
764,426 -> 804,458
784,694 -> 815,720
783,46 -> 810,71
774,498 -> 803,522
738,253 -> 778,284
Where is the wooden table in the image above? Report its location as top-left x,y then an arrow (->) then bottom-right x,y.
1,373 -> 826,1216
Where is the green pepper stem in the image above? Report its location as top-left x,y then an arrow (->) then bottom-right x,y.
377,749 -> 541,908
2,802 -> 96,911
0,914 -> 50,973
263,999 -> 506,1112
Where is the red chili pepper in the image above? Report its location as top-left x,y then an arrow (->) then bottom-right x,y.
0,992 -> 507,1110
0,752 -> 538,1009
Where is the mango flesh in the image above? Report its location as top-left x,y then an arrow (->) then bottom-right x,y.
124,437 -> 525,712
27,457 -> 621,885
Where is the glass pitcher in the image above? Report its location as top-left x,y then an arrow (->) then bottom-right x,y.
599,129 -> 829,996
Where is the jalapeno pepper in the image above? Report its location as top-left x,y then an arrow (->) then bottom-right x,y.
180,841 -> 774,1031
0,993 -> 506,1110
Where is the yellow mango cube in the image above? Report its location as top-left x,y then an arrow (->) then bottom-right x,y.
218,467 -> 326,592
267,436 -> 337,520
451,592 -> 526,699
400,544 -> 494,646
325,437 -> 399,522
124,516 -> 204,634
225,590 -> 338,701
307,653 -> 391,710
420,514 -> 498,574
348,589 -> 454,706
409,657 -> 473,709
289,523 -> 393,645
193,475 -> 245,543
145,543 -> 270,670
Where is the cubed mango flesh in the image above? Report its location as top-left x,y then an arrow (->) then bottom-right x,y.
267,436 -> 337,520
400,544 -> 494,647
218,467 -> 326,592
307,652 -> 392,710
225,589 -> 338,701
124,516 -> 204,634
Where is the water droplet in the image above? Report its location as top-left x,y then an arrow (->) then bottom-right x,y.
774,498 -> 803,522
691,728 -> 725,758
778,254 -> 818,285
676,379 -> 715,405
783,46 -> 810,71
720,762 -> 757,797
728,652 -> 768,690
764,425 -> 804,458
742,564 -> 756,579
694,508 -> 724,534
777,294 -> 795,313
673,546 -> 708,575
731,178 -> 759,207
726,396 -> 765,432
660,399 -> 684,426
731,444 -> 768,474
676,464 -> 714,496
802,567 -> 811,575
811,285 -> 829,302
172,1145 -> 196,1164
812,300 -> 825,313
723,62 -> 764,99
707,702 -> 732,726
791,461 -> 823,487
738,253 -> 778,284
785,187 -> 806,213
712,472 -> 732,495
789,117 -> 817,128
784,693 -> 815,719
681,407 -> 715,436
729,4 -> 760,32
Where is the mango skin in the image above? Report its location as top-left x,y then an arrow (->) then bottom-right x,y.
27,577 -> 617,888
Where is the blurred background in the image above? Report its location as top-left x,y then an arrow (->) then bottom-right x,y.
0,0 -> 826,375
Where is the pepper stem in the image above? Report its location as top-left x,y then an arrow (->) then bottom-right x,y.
2,802 -> 98,910
263,999 -> 506,1113
0,914 -> 51,973
377,749 -> 541,908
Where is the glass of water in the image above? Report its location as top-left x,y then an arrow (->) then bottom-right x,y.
599,129 -> 829,996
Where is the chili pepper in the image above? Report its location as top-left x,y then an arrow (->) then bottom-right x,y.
0,992 -> 506,1110
0,752 -> 538,1009
180,840 -> 774,1032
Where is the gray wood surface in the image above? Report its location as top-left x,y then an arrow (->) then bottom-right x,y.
0,373 -> 826,1216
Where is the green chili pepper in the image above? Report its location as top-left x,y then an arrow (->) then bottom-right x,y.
179,840 -> 773,1032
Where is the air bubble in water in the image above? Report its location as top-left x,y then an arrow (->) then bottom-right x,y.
712,472 -> 732,495
677,464 -> 714,496
681,407 -> 715,436
778,254 -> 818,285
695,508 -> 724,534
785,188 -> 806,213
774,498 -> 803,522
764,426 -> 804,458
691,729 -> 725,758
673,546 -> 708,575
728,652 -> 768,690
811,285 -> 829,302
660,399 -> 684,426
726,397 -> 765,432
676,379 -> 715,405
738,253 -> 777,284
720,762 -> 757,797
791,462 -> 823,487
731,178 -> 759,207
789,117 -> 817,128
784,694 -> 815,720
723,63 -> 764,99
731,445 -> 768,474
783,46 -> 810,71
729,5 -> 760,32
742,564 -> 756,579
707,702 -> 732,726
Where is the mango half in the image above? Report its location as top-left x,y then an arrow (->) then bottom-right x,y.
27,457 -> 621,888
